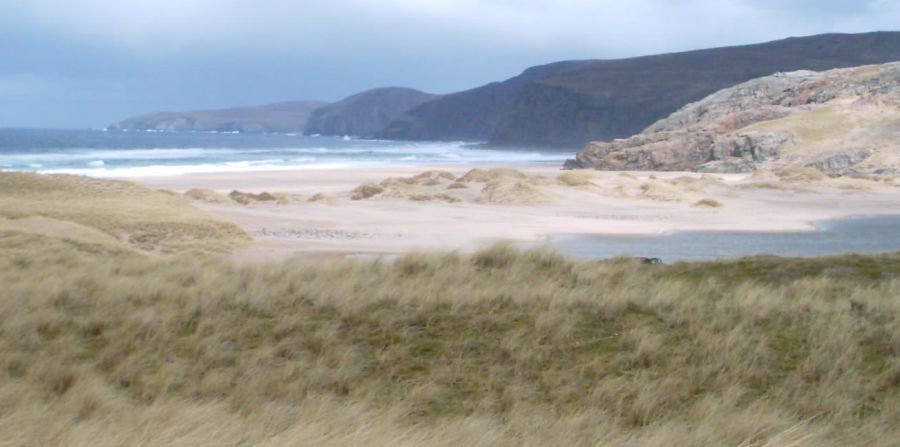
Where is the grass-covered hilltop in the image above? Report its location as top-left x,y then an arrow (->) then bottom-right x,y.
0,172 -> 897,446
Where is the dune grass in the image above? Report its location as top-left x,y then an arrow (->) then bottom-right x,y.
1,171 -> 898,445
0,235 -> 897,445
693,198 -> 724,208
184,187 -> 233,204
557,169 -> 598,187
0,172 -> 249,253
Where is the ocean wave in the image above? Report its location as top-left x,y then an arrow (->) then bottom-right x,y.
0,148 -> 228,162
5,137 -> 570,178
36,161 -> 392,178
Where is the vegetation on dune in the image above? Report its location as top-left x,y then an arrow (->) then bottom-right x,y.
349,168 -> 557,204
351,183 -> 386,200
557,169 -> 598,187
0,172 -> 250,253
1,170 -> 898,445
0,235 -> 898,445
183,187 -> 233,204
693,198 -> 724,208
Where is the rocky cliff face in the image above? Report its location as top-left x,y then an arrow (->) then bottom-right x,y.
492,32 -> 900,148
110,101 -> 328,133
303,87 -> 439,137
378,32 -> 900,147
566,62 -> 900,176
375,60 -> 594,141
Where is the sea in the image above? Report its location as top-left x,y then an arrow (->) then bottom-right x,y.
0,128 -> 569,177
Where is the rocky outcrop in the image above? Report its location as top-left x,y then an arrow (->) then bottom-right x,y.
379,32 -> 900,148
567,62 -> 900,175
304,87 -> 439,137
110,101 -> 328,133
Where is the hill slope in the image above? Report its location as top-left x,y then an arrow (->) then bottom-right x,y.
304,87 -> 440,137
379,32 -> 900,148
566,62 -> 900,175
109,100 -> 328,133
375,60 -> 594,141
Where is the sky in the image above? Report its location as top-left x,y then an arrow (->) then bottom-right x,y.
1,0 -> 898,128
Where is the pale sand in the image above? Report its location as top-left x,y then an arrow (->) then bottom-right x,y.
132,165 -> 900,261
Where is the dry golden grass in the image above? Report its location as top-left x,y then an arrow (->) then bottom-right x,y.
637,180 -> 695,202
669,174 -> 725,191
479,178 -> 556,204
693,198 -> 724,208
308,192 -> 339,204
768,167 -> 881,191
229,190 -> 279,204
407,193 -> 461,203
2,171 -> 898,445
0,172 -> 249,253
777,166 -> 829,182
184,188 -> 232,204
458,167 -> 528,183
0,232 -> 898,445
413,170 -> 457,183
557,169 -> 598,187
351,184 -> 385,200
353,169 -> 557,205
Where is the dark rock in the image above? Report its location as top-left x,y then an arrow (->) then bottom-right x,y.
805,150 -> 872,175
304,87 -> 440,137
110,101 -> 329,133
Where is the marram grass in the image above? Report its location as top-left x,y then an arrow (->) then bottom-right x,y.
0,172 -> 898,446
0,239 -> 897,446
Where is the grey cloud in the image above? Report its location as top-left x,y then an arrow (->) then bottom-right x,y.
0,0 -> 897,128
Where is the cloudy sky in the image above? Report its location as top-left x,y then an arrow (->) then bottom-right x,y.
1,0 -> 897,128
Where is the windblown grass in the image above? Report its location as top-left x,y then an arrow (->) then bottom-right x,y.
637,180 -> 695,202
351,184 -> 385,200
1,171 -> 898,445
693,198 -> 724,208
0,236 -> 897,445
557,169 -> 598,187
184,188 -> 232,204
0,172 -> 249,253
353,168 -> 556,204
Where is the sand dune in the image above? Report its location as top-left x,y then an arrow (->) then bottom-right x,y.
132,165 -> 900,261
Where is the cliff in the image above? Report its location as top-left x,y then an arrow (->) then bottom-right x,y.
375,60 -> 594,141
109,101 -> 328,133
379,32 -> 900,148
303,87 -> 439,137
566,62 -> 900,176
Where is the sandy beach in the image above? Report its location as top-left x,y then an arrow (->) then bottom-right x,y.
129,164 -> 900,261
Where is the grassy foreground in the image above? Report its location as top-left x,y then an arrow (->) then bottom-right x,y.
0,173 -> 898,446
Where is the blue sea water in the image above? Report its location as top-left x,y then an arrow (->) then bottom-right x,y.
0,128 -> 569,177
